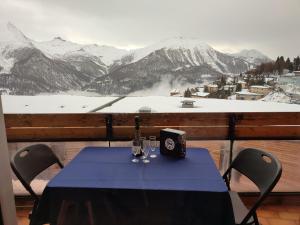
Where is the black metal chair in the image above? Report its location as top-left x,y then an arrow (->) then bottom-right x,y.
10,144 -> 64,219
11,144 -> 95,225
222,148 -> 282,225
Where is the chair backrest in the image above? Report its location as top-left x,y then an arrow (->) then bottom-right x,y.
10,144 -> 63,200
229,148 -> 282,196
223,148 -> 282,224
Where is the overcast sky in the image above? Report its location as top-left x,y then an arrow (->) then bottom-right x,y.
1,0 -> 299,59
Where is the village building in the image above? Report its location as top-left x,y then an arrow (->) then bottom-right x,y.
237,80 -> 247,89
170,89 -> 181,96
191,92 -> 210,98
250,85 -> 272,95
282,69 -> 290,75
224,85 -> 236,92
236,89 -> 263,100
195,86 -> 204,92
294,71 -> 300,76
205,84 -> 218,93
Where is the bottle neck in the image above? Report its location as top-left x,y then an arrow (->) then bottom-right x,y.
134,127 -> 140,140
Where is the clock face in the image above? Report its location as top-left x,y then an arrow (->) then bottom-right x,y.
165,138 -> 175,151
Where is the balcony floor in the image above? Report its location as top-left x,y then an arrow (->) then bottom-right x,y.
15,197 -> 300,225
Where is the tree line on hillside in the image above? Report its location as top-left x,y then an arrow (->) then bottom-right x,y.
246,56 -> 300,75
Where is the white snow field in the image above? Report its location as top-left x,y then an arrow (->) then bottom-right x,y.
2,95 -> 300,114
2,95 -> 117,113
99,96 -> 300,113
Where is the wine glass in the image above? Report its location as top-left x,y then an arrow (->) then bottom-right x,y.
140,136 -> 146,157
141,139 -> 150,163
131,140 -> 141,163
149,136 -> 157,158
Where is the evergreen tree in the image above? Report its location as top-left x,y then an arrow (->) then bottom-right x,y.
184,88 -> 192,97
294,56 -> 300,71
274,56 -> 280,72
285,58 -> 293,72
278,56 -> 285,74
236,83 -> 242,92
204,86 -> 209,93
220,75 -> 226,86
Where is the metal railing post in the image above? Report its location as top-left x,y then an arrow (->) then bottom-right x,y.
106,114 -> 113,147
228,114 -> 237,182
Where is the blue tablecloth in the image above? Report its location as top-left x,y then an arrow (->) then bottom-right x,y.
32,147 -> 234,225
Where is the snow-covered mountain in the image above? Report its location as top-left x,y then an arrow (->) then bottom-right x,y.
0,23 -> 107,94
34,37 -> 127,66
124,37 -> 251,73
0,23 -> 270,95
86,37 -> 252,94
232,49 -> 272,65
0,22 -> 34,74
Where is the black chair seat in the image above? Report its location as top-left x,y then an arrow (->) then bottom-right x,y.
229,191 -> 254,225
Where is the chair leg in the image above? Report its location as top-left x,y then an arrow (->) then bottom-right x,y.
253,213 -> 259,225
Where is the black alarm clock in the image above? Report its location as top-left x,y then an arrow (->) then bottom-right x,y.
160,128 -> 186,158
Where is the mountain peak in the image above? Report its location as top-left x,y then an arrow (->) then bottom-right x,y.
235,49 -> 270,60
156,37 -> 210,49
0,22 -> 31,44
232,49 -> 272,64
53,36 -> 66,42
130,37 -> 213,63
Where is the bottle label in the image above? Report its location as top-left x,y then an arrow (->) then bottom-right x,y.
132,144 -> 142,156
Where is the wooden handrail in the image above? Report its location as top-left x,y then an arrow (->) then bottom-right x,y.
4,112 -> 300,142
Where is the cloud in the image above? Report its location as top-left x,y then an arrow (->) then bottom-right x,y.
0,0 -> 299,58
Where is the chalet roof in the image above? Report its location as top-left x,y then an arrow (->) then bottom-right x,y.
192,92 -> 210,97
250,85 -> 271,89
207,84 -> 218,88
236,90 -> 263,96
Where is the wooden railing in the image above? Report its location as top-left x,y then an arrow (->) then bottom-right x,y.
4,112 -> 300,142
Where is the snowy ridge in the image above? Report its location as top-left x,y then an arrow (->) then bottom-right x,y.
128,37 -> 228,73
0,22 -> 31,45
33,37 -> 81,58
81,44 -> 128,65
34,37 -> 128,65
232,49 -> 271,64
130,37 -> 212,62
0,22 -> 33,74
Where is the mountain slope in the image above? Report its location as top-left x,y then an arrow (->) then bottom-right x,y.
85,38 -> 251,94
33,36 -> 128,78
34,37 -> 128,65
232,49 -> 272,65
0,23 -> 271,95
0,22 -> 33,74
125,37 -> 250,74
0,23 -> 101,94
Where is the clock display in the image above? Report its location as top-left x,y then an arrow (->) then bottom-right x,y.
165,138 -> 175,151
